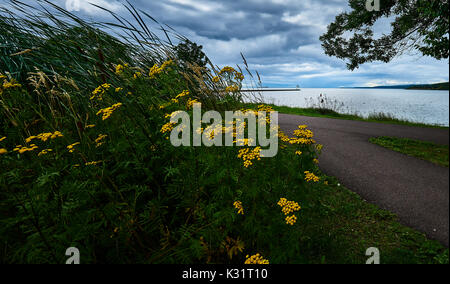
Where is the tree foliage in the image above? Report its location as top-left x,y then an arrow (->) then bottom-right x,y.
320,0 -> 449,70
174,39 -> 208,68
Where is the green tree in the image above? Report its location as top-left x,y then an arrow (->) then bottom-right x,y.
174,39 -> 208,68
320,0 -> 449,70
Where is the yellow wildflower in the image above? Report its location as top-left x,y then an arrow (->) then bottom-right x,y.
38,149 -> 53,157
233,201 -> 244,215
133,72 -> 142,79
237,147 -> 261,168
96,103 -> 123,120
186,98 -> 199,109
304,171 -> 320,183
2,78 -> 22,89
277,198 -> 301,216
0,148 -> 7,155
285,215 -> 298,226
244,254 -> 269,265
160,122 -> 176,134
13,144 -> 38,154
95,134 -> 108,147
115,64 -> 124,74
91,83 -> 111,100
175,90 -> 190,99
67,142 -> 80,153
0,136 -> 6,142
85,161 -> 102,166
225,85 -> 239,93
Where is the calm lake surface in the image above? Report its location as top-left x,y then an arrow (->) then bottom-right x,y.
253,88 -> 449,126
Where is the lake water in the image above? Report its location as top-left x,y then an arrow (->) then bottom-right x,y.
250,88 -> 449,126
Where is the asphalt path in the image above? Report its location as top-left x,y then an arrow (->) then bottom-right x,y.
278,113 -> 449,246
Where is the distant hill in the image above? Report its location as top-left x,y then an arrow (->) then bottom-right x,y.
352,82 -> 449,90
407,82 -> 449,90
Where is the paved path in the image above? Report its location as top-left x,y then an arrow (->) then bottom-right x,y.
279,114 -> 449,246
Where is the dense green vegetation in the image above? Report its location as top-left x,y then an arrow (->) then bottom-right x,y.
0,1 -> 447,264
370,137 -> 449,167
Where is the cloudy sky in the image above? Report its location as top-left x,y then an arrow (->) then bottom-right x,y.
6,0 -> 450,87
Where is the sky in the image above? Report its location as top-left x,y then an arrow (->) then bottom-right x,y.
4,0 -> 450,88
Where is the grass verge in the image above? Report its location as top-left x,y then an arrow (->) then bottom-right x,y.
370,136 -> 449,167
248,103 -> 449,129
297,175 -> 448,264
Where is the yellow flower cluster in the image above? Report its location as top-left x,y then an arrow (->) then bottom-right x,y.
225,85 -> 239,93
289,137 -> 316,145
0,148 -> 7,155
133,72 -> 142,79
0,136 -> 6,142
85,161 -> 102,166
304,171 -> 320,183
257,104 -> 274,112
278,198 -> 301,226
165,111 -> 183,119
13,144 -> 38,154
218,66 -> 245,81
26,131 -> 63,143
149,60 -> 174,78
234,138 -> 255,146
186,98 -> 199,109
233,201 -> 244,215
115,63 -> 128,74
67,142 -> 80,153
277,198 -> 301,215
38,149 -> 53,157
285,215 -> 298,226
91,83 -> 111,101
278,130 -> 291,143
237,147 -> 261,168
95,134 -> 108,147
171,90 -> 190,103
160,122 -> 176,134
2,78 -> 22,90
212,76 -> 220,83
244,254 -> 269,264
219,66 -> 236,74
115,64 -> 124,74
96,103 -> 123,120
234,72 -> 244,81
175,90 -> 190,99
294,128 -> 314,139
295,151 -> 302,156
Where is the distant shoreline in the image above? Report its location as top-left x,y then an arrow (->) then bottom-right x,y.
241,88 -> 301,92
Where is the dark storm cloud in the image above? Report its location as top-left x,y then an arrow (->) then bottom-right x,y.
2,0 -> 448,87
